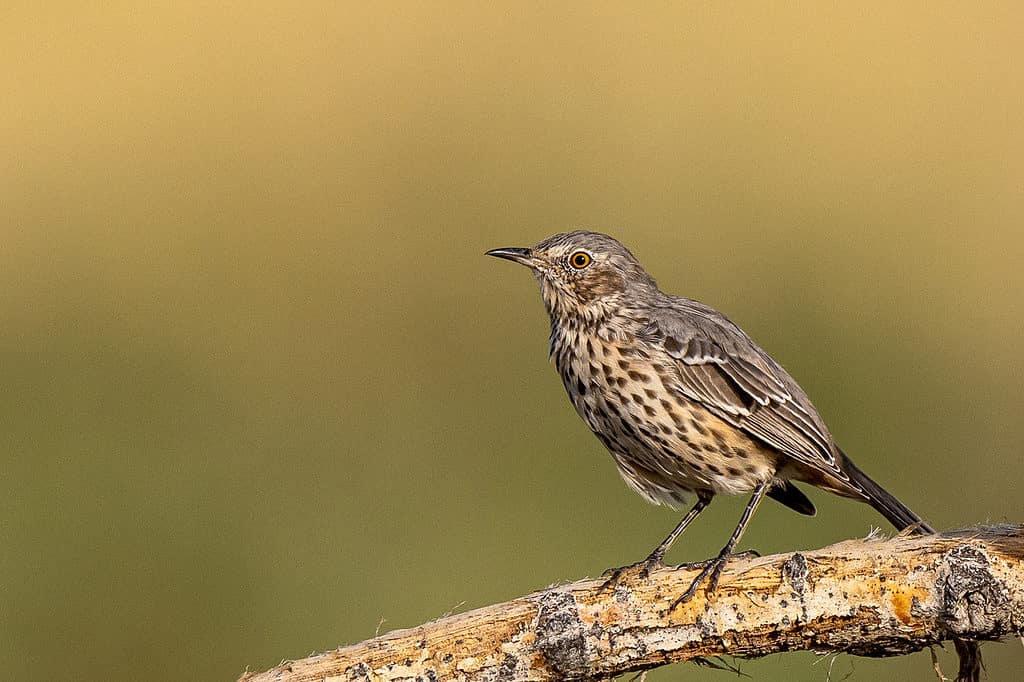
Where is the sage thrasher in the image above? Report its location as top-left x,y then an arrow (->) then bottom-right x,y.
486,230 -> 934,605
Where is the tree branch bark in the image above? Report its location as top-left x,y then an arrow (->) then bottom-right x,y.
239,525 -> 1023,682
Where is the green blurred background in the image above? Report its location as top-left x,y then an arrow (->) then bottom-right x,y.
3,3 -> 1022,680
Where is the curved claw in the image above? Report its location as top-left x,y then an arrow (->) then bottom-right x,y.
598,566 -> 628,593
668,557 -> 725,610
666,481 -> 771,611
599,554 -> 665,593
666,549 -> 759,611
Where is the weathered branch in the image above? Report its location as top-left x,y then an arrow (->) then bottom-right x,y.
239,525 -> 1023,682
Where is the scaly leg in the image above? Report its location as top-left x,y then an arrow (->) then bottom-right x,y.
600,493 -> 713,591
669,481 -> 769,610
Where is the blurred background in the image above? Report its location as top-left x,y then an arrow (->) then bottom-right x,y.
3,3 -> 1022,680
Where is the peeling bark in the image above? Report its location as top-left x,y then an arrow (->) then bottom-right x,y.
239,525 -> 1024,682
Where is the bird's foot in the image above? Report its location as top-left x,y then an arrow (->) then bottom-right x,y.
599,552 -> 665,592
667,549 -> 760,611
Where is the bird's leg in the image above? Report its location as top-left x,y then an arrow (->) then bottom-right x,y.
638,494 -> 713,572
669,481 -> 769,610
600,494 -> 711,591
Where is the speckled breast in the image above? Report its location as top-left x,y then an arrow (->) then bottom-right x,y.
550,320 -> 776,507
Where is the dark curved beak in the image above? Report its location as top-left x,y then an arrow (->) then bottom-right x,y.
485,246 -> 534,266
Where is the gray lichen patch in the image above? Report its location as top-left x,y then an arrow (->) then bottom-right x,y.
344,661 -> 374,681
782,552 -> 808,597
535,590 -> 589,677
938,544 -> 1009,637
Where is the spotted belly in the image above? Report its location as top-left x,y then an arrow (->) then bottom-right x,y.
555,331 -> 777,508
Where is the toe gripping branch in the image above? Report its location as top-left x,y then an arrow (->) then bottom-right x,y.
601,483 -> 770,609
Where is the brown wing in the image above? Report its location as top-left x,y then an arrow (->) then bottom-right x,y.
647,301 -> 845,479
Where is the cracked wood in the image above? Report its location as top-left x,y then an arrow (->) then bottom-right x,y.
239,525 -> 1024,682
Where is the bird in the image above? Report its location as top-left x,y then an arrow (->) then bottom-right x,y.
486,230 -> 935,605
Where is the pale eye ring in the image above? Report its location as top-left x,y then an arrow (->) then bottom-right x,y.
568,251 -> 592,269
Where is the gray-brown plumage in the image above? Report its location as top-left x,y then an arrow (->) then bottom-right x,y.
487,230 -> 934,603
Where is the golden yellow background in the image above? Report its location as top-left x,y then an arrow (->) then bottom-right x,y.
3,3 -> 1022,680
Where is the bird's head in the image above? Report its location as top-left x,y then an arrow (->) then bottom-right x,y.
486,230 -> 657,323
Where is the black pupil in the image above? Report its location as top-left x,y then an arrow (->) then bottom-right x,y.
574,254 -> 587,266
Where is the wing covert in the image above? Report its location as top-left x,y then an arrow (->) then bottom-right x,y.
649,305 -> 840,473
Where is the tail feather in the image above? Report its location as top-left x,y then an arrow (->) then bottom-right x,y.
767,480 -> 816,516
840,453 -> 935,535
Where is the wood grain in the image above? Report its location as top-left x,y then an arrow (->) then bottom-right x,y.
239,525 -> 1023,682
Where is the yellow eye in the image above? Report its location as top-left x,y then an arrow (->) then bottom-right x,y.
569,251 -> 592,269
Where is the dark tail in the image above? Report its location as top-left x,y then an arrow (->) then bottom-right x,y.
840,452 -> 935,535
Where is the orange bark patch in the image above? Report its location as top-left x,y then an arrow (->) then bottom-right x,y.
890,589 -> 915,625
